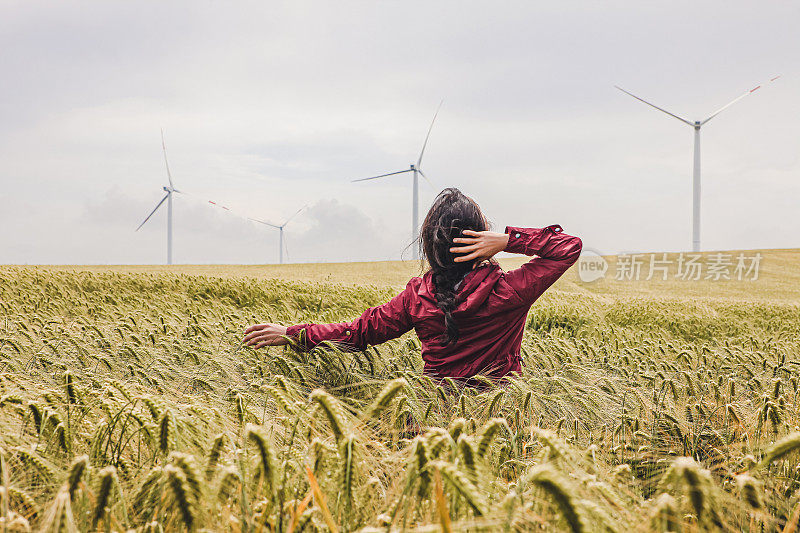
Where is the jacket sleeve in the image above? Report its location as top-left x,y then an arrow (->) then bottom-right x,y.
503,225 -> 582,304
285,280 -> 415,352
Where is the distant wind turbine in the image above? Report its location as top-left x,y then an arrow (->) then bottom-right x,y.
136,130 -> 181,264
251,206 -> 308,264
352,101 -> 443,260
615,76 -> 780,252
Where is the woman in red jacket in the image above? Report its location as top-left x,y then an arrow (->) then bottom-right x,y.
243,188 -> 582,380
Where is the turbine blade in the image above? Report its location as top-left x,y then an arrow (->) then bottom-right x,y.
614,86 -> 694,126
351,169 -> 413,182
701,75 -> 781,125
281,205 -> 308,227
136,193 -> 170,231
417,99 -> 443,168
161,129 -> 174,189
174,188 -> 290,232
418,168 -> 435,189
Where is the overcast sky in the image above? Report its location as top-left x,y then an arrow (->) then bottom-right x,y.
1,1 -> 798,264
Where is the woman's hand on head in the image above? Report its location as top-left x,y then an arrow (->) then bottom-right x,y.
450,230 -> 510,264
243,323 -> 289,349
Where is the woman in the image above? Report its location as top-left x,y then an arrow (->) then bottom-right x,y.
244,188 -> 582,381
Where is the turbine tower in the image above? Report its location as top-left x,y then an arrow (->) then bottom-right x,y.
615,76 -> 779,252
352,101 -> 443,260
251,206 -> 307,264
137,130 -> 181,264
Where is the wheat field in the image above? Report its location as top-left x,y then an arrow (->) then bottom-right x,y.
1,250 -> 799,532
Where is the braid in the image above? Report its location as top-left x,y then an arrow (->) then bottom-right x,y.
432,269 -> 464,345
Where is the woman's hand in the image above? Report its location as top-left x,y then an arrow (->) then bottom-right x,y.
450,230 -> 510,264
243,323 -> 289,349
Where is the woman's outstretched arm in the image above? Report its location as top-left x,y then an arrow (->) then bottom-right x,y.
244,279 -> 416,351
243,323 -> 290,349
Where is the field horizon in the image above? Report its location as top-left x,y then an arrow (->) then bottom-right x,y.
9,247 -> 800,302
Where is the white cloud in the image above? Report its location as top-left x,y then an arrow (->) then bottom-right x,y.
290,198 -> 408,263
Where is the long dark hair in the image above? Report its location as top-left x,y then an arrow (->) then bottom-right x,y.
419,188 -> 489,345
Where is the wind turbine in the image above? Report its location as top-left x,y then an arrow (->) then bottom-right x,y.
615,76 -> 779,252
251,206 -> 307,264
352,101 -> 443,260
136,130 -> 181,264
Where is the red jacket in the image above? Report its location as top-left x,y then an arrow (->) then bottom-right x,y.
286,225 -> 582,380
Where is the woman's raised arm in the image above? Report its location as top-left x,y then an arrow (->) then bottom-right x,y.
502,225 -> 582,303
451,224 -> 581,303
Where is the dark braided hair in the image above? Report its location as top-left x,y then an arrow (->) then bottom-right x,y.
419,188 -> 490,345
